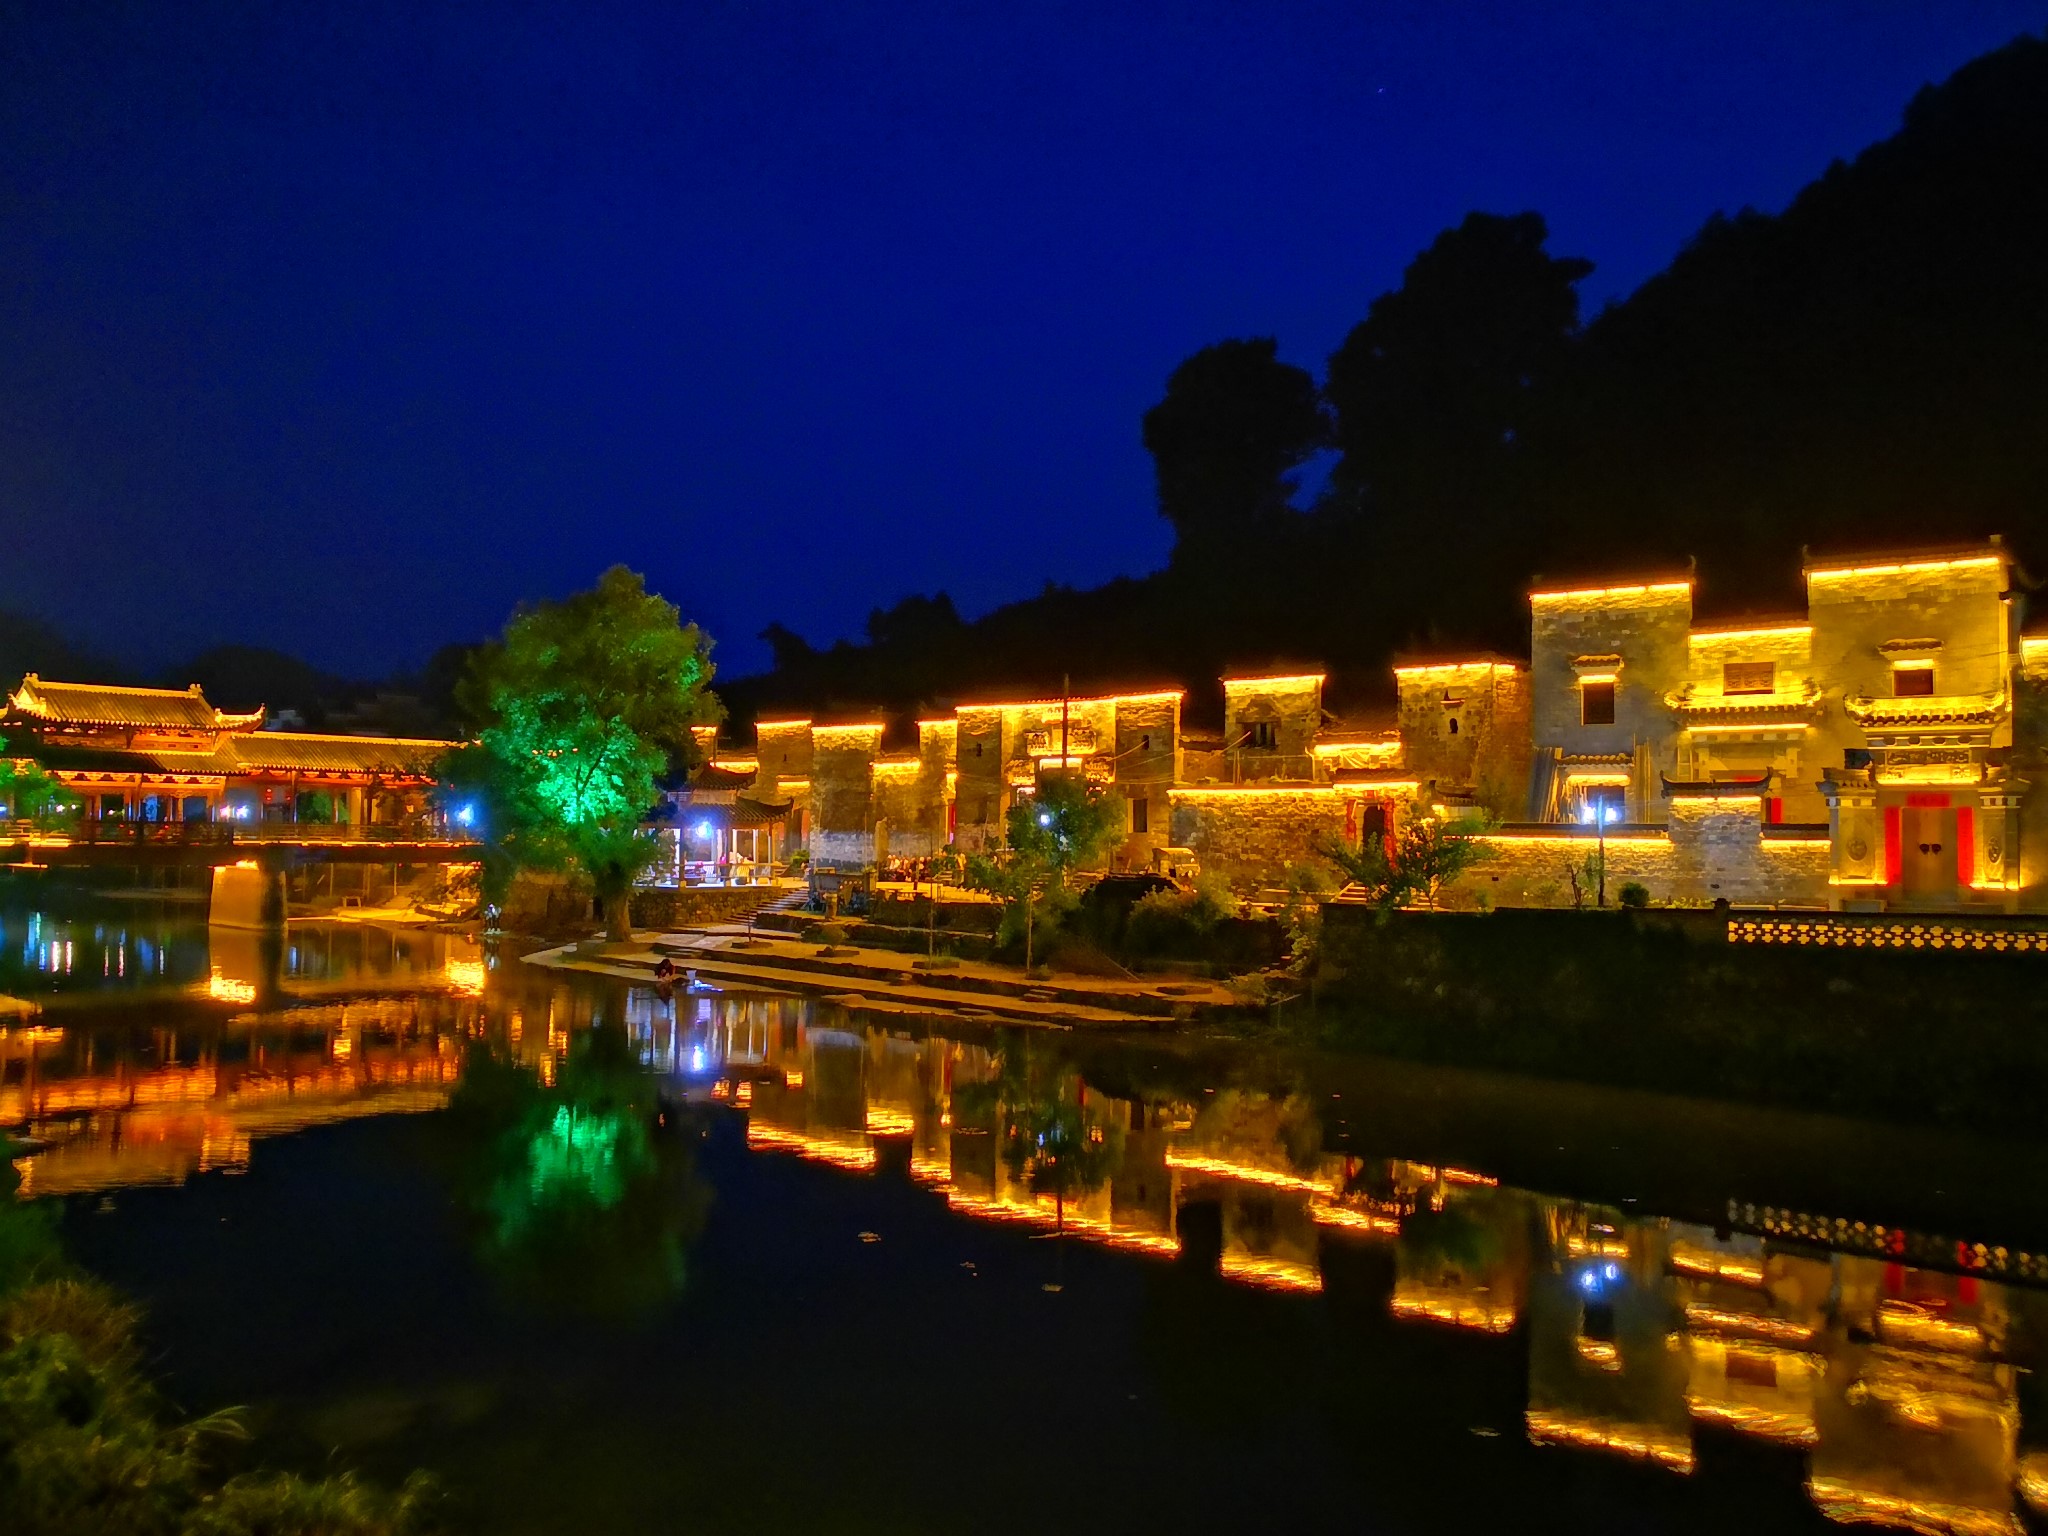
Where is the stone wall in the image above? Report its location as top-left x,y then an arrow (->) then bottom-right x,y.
810,723 -> 882,864
1169,788 -> 1344,893
628,884 -> 776,930
1222,674 -> 1322,781
1113,694 -> 1179,866
952,705 -> 1005,850
1531,584 -> 1690,821
1453,808 -> 1830,909
1397,662 -> 1530,813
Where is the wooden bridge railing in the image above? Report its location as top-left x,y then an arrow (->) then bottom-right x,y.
0,819 -> 476,847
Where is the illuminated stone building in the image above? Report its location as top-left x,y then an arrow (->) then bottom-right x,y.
683,537 -> 2042,909
1514,541 -> 2029,910
4,675 -> 449,826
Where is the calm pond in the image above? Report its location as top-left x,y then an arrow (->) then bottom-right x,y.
6,899 -> 2048,1534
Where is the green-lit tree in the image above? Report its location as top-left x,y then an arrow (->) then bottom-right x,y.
442,567 -> 722,938
0,742 -> 75,827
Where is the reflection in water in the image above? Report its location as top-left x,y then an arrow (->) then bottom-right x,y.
638,992 -> 2048,1536
445,1022 -> 708,1318
3,911 -> 489,1196
12,914 -> 2048,1534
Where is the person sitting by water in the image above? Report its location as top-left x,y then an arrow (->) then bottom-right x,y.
654,955 -> 676,983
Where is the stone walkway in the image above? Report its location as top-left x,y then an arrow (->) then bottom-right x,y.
523,924 -> 1237,1029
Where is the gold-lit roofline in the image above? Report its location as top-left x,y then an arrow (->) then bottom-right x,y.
1531,579 -> 1691,605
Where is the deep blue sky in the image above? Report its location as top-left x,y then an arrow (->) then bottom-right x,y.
3,3 -> 2041,681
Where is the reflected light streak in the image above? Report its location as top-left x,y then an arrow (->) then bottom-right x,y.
1391,1294 -> 1517,1334
206,969 -> 257,1004
1219,1253 -> 1323,1293
1164,1151 -> 1327,1195
1525,1410 -> 1695,1473
744,1122 -> 876,1171
1804,1478 -> 2021,1536
443,958 -> 486,996
1682,1304 -> 1818,1348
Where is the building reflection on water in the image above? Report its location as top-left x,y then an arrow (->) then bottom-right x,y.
3,916 -> 488,1196
11,957 -> 2048,1534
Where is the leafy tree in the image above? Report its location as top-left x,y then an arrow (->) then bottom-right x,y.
444,567 -> 721,938
1141,338 -> 1326,555
0,744 -> 74,826
1003,772 -> 1124,880
1317,812 -> 1493,911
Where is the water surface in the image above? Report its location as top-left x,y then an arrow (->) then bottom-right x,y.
6,902 -> 2047,1535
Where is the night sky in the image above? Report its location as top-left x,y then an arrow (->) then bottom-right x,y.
3,3 -> 2041,681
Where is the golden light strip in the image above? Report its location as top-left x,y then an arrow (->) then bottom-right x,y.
1223,673 -> 1325,689
754,719 -> 813,731
1393,661 -> 1509,677
1807,554 -> 2002,581
1669,795 -> 1763,808
1531,581 -> 1691,604
1684,722 -> 1811,732
1484,833 -> 1669,848
1168,785 -> 1341,800
1688,625 -> 1812,643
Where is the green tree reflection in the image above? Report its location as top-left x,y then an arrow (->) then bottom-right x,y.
956,1034 -> 1124,1206
447,1023 -> 708,1318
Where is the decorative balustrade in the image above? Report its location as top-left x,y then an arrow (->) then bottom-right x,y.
1728,911 -> 2048,952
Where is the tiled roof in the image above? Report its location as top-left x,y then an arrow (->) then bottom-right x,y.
9,674 -> 263,732
1843,692 -> 2008,727
691,763 -> 759,792
30,742 -> 237,778
29,730 -> 449,778
229,733 -> 450,775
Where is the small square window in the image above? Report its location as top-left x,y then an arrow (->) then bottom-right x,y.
1893,665 -> 1935,698
1723,661 -> 1774,695
1245,721 -> 1278,750
1580,681 -> 1616,726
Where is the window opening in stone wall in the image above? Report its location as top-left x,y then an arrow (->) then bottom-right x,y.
1580,681 -> 1616,726
1245,721 -> 1278,749
1130,795 -> 1149,834
1448,717 -> 1460,735
1893,663 -> 1935,697
1723,661 -> 1774,695
1140,734 -> 1150,751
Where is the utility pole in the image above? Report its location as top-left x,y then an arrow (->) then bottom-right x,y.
1061,673 -> 1070,766
1597,800 -> 1608,908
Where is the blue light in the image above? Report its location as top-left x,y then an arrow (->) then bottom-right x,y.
695,821 -> 713,839
1037,811 -> 1053,827
455,803 -> 476,827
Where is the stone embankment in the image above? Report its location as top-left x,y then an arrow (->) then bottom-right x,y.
524,924 -> 1237,1029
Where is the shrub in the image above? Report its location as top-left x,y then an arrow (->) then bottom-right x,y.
802,921 -> 850,945
1617,881 -> 1651,909
1124,877 -> 1238,959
